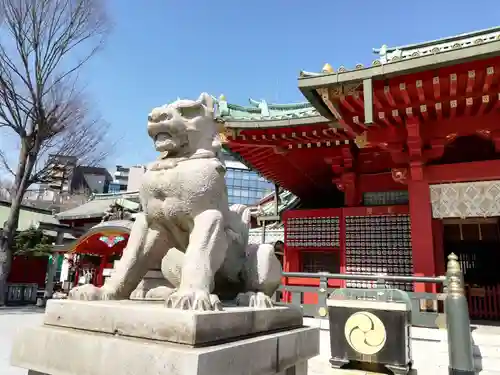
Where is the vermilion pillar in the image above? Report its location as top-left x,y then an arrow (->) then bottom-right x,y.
432,220 -> 445,277
408,178 -> 436,292
338,172 -> 361,207
96,255 -> 108,287
282,247 -> 299,302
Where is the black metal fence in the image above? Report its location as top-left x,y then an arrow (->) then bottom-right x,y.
275,272 -> 447,329
5,283 -> 39,305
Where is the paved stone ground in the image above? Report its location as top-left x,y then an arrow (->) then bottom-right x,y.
0,306 -> 44,375
6,307 -> 499,375
0,307 -> 392,375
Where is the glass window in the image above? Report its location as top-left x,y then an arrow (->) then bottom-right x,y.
226,169 -> 235,179
241,180 -> 253,189
242,171 -> 250,180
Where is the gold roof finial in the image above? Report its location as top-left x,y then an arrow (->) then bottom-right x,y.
354,132 -> 369,149
217,122 -> 226,133
219,94 -> 227,102
322,63 -> 334,73
219,132 -> 228,144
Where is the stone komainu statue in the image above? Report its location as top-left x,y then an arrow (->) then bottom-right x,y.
69,93 -> 282,310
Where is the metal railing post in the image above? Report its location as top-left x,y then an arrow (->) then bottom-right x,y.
317,274 -> 328,318
376,277 -> 386,289
445,253 -> 475,375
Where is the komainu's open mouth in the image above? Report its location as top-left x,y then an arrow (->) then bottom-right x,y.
154,132 -> 172,142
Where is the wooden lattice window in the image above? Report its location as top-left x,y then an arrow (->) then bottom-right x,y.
300,251 -> 340,274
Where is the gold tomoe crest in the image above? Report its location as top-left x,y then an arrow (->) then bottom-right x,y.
344,311 -> 387,355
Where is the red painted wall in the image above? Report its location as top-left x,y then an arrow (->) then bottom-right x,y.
8,256 -> 48,287
358,173 -> 407,194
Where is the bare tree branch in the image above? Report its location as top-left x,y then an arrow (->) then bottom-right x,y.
0,0 -> 111,304
0,150 -> 15,177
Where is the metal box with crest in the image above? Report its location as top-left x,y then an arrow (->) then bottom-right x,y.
327,288 -> 412,375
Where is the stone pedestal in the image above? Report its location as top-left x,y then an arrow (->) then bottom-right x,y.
11,299 -> 319,375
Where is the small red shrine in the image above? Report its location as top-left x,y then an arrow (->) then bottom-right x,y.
53,193 -> 139,287
218,26 -> 500,319
58,221 -> 131,287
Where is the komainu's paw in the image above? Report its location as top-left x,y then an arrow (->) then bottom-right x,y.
236,291 -> 274,308
68,284 -> 117,301
165,289 -> 223,311
129,288 -> 147,300
145,286 -> 175,300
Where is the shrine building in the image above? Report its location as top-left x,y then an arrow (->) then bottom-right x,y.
218,26 -> 500,317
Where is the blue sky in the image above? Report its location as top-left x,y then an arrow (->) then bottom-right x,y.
79,0 -> 500,168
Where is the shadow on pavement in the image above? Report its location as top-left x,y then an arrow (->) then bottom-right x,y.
0,306 -> 44,315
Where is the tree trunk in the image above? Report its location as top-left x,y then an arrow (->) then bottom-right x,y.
0,144 -> 37,305
0,198 -> 22,305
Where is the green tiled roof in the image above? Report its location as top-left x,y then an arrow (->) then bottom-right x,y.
373,26 -> 500,65
216,96 -> 319,122
257,190 -> 300,216
56,192 -> 140,221
300,26 -> 500,77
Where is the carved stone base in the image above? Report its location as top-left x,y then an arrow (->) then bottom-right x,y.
11,300 -> 317,375
42,299 -> 303,345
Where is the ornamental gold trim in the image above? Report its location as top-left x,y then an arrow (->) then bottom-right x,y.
354,132 -> 368,148
344,311 -> 387,355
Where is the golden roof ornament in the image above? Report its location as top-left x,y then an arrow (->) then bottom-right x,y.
322,63 -> 334,73
217,122 -> 230,144
354,132 -> 369,148
219,94 -> 226,102
217,122 -> 225,134
219,132 -> 228,144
